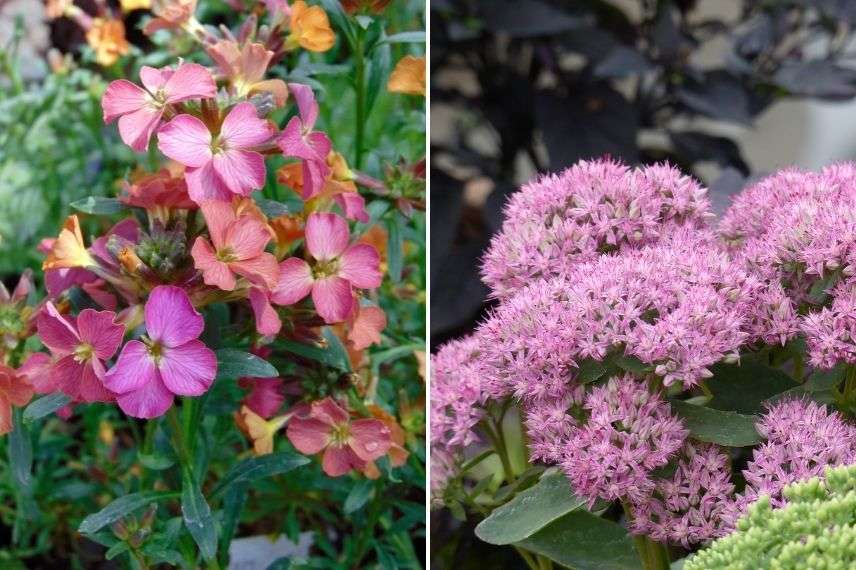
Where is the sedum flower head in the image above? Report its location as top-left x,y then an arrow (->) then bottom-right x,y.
482,159 -> 711,299
686,463 -> 856,570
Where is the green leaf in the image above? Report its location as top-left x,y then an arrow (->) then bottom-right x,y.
322,326 -> 353,373
79,491 -> 178,534
218,482 -> 248,564
707,359 -> 798,414
23,392 -> 71,423
366,40 -> 392,117
386,212 -> 404,283
317,0 -> 354,47
803,365 -> 845,392
475,471 -> 586,545
210,451 -> 310,501
70,196 -> 125,215
670,400 -> 762,447
344,480 -> 374,514
181,469 -> 217,561
215,349 -> 278,380
516,510 -> 641,570
138,452 -> 175,471
8,409 -> 32,491
613,355 -> 650,375
380,31 -> 426,45
576,358 -> 610,384
105,541 -> 130,560
254,197 -> 294,218
277,338 -> 351,372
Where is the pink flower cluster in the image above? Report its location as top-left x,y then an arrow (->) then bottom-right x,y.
481,159 -> 712,299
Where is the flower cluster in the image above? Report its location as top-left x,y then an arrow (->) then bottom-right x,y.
481,159 -> 712,299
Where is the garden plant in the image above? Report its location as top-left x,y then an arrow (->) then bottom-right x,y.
431,158 -> 856,569
0,0 -> 426,568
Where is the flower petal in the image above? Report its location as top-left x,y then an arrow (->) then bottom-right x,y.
305,212 -> 349,261
102,79 -> 149,123
159,340 -> 217,396
199,200 -> 235,250
311,276 -> 353,323
339,244 -> 382,289
220,102 -> 275,148
225,216 -> 270,260
145,286 -> 204,347
230,252 -> 280,289
118,106 -> 163,152
139,65 -> 168,93
249,287 -> 282,336
192,237 -> 237,291
289,82 -> 319,128
287,416 -> 330,455
333,191 -> 369,223
78,361 -> 115,403
103,340 -> 157,394
51,355 -> 85,400
76,309 -> 124,360
349,418 -> 392,461
19,352 -> 55,394
163,62 -> 217,103
116,374 -> 174,419
270,258 -> 314,305
348,306 -> 386,350
311,398 -> 350,425
322,445 -> 364,477
37,302 -> 80,355
212,149 -> 266,196
157,114 -> 213,168
186,163 -> 234,203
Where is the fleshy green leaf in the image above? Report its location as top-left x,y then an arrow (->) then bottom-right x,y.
670,400 -> 762,447
475,471 -> 586,545
516,510 -> 641,570
344,480 -> 374,514
210,451 -> 310,501
215,349 -> 278,380
23,393 -> 72,423
70,196 -> 125,215
707,359 -> 797,414
79,491 -> 178,534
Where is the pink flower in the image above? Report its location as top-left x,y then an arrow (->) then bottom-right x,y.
158,102 -> 275,203
191,201 -> 279,291
102,63 -> 216,152
240,377 -> 285,418
37,303 -> 124,403
276,83 -> 332,199
272,212 -> 382,323
103,286 -> 217,419
286,398 -> 391,477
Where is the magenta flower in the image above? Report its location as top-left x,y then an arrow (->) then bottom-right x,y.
272,212 -> 382,323
276,83 -> 332,199
102,63 -> 216,152
37,303 -> 124,403
240,377 -> 285,419
286,398 -> 391,477
191,201 -> 279,291
103,286 -> 217,419
158,102 -> 275,203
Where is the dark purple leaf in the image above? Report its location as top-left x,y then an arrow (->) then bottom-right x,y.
676,71 -> 752,124
479,0 -> 585,38
774,61 -> 856,100
593,46 -> 653,78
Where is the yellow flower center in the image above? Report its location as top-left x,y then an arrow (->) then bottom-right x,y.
216,246 -> 238,263
74,342 -> 95,363
313,259 -> 339,279
329,423 -> 350,446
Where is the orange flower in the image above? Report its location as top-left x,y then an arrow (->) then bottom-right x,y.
207,41 -> 289,106
86,18 -> 130,67
287,1 -> 336,53
358,224 -> 388,265
341,0 -> 391,14
0,365 -> 33,436
388,55 -> 425,96
43,215 -> 95,270
270,215 -> 304,258
236,405 -> 288,455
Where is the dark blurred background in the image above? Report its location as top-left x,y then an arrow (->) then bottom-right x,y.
429,0 -> 856,359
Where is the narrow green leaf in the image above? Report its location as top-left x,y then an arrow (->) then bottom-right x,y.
181,469 -> 218,561
475,471 -> 586,545
210,452 -> 310,501
138,452 -> 175,470
380,31 -> 426,45
386,212 -> 404,283
278,338 -> 351,372
79,491 -> 178,534
23,393 -> 72,423
8,409 -> 32,491
344,480 -> 374,514
322,326 -> 353,373
218,482 -> 248,564
215,349 -> 278,380
366,40 -> 391,117
70,196 -> 125,215
515,510 -> 641,570
254,197 -> 293,218
670,400 -> 762,447
105,541 -> 130,560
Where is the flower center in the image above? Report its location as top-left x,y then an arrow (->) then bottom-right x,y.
330,423 -> 351,446
216,246 -> 238,262
143,336 -> 164,364
313,259 -> 340,279
210,135 -> 226,155
74,342 -> 95,363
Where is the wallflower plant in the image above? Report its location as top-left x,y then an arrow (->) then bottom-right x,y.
1,0 -> 425,567
432,158 -> 856,570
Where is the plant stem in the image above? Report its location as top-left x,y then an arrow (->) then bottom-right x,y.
353,30 -> 367,169
623,503 -> 670,570
481,420 -> 514,484
513,546 -> 540,570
